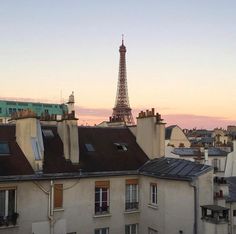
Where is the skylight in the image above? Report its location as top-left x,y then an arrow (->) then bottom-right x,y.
42,129 -> 54,138
85,143 -> 95,152
0,142 -> 10,155
114,143 -> 128,151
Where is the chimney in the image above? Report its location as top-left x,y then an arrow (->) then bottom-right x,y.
67,91 -> 75,114
57,110 -> 79,164
136,108 -> 165,159
204,148 -> 209,165
14,110 -> 44,172
233,140 -> 236,152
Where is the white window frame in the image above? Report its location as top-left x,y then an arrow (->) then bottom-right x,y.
0,188 -> 17,217
125,223 -> 138,234
150,183 -> 157,205
95,187 -> 109,214
94,227 -> 109,234
126,184 -> 138,210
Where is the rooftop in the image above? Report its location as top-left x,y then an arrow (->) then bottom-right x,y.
172,147 -> 228,157
139,157 -> 212,181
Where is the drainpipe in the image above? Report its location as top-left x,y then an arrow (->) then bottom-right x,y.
230,202 -> 233,234
49,180 -> 54,234
190,179 -> 198,234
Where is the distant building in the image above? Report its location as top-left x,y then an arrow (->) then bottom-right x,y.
0,100 -> 68,123
165,125 -> 191,147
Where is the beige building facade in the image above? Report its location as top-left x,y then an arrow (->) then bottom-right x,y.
0,108 -> 217,234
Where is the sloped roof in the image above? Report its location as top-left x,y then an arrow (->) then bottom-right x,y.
226,177 -> 236,202
0,125 -> 34,176
172,147 -> 228,157
0,124 -> 212,181
0,125 -> 149,177
139,157 -> 212,181
78,127 -> 149,172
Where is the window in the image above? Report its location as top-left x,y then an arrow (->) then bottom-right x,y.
0,142 -> 10,155
213,159 -> 221,171
233,210 -> 236,216
94,227 -> 109,234
54,184 -> 63,209
85,143 -> 95,152
42,129 -> 54,138
148,228 -> 158,234
114,143 -> 128,151
31,139 -> 41,160
95,181 -> 109,215
150,183 -> 157,205
125,179 -> 138,210
125,224 -> 138,234
0,188 -> 18,226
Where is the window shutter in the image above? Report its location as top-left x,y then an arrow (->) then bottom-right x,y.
95,181 -> 110,188
54,184 -> 63,209
126,179 -> 138,185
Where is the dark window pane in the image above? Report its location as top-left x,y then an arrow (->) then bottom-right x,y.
0,143 -> 10,155
0,191 -> 5,216
8,190 -> 15,215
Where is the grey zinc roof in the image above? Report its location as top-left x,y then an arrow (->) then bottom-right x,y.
139,157 -> 212,181
226,177 -> 236,202
172,147 -> 228,157
172,148 -> 199,156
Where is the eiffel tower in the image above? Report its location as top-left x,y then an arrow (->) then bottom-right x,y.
111,36 -> 134,125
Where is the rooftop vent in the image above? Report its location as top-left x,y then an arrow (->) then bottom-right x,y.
0,142 -> 10,155
85,143 -> 95,152
114,143 -> 128,151
42,129 -> 54,138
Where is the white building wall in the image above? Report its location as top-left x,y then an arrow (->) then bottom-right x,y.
0,176 -> 140,234
168,126 -> 191,148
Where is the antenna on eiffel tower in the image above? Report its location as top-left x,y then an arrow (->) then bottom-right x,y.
111,35 -> 134,125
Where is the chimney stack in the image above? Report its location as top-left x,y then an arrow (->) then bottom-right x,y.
58,93 -> 79,164
14,110 -> 44,172
136,108 -> 165,159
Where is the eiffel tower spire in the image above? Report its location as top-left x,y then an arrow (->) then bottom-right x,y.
112,36 -> 134,125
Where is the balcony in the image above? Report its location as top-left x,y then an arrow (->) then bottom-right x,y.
0,213 -> 19,227
95,205 -> 109,215
125,202 -> 139,211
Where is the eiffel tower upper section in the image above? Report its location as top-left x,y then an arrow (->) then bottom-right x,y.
112,37 -> 134,125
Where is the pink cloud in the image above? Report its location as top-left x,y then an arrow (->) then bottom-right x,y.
76,107 -> 236,129
1,97 -> 235,129
163,114 -> 236,129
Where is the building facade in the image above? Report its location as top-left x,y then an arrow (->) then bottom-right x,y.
0,100 -> 68,123
0,108 -> 216,234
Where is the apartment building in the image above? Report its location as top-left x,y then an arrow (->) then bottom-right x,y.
0,108 -> 219,234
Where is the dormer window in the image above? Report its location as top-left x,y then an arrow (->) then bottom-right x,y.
0,142 -> 10,156
114,143 -> 128,151
42,129 -> 54,138
31,139 -> 41,160
85,144 -> 95,152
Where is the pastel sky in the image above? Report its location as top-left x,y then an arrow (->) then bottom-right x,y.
1,0 -> 236,129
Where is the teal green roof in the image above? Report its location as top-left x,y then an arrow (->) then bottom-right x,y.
0,100 -> 68,117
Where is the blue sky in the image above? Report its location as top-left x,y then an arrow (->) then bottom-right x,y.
1,1 -> 236,128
